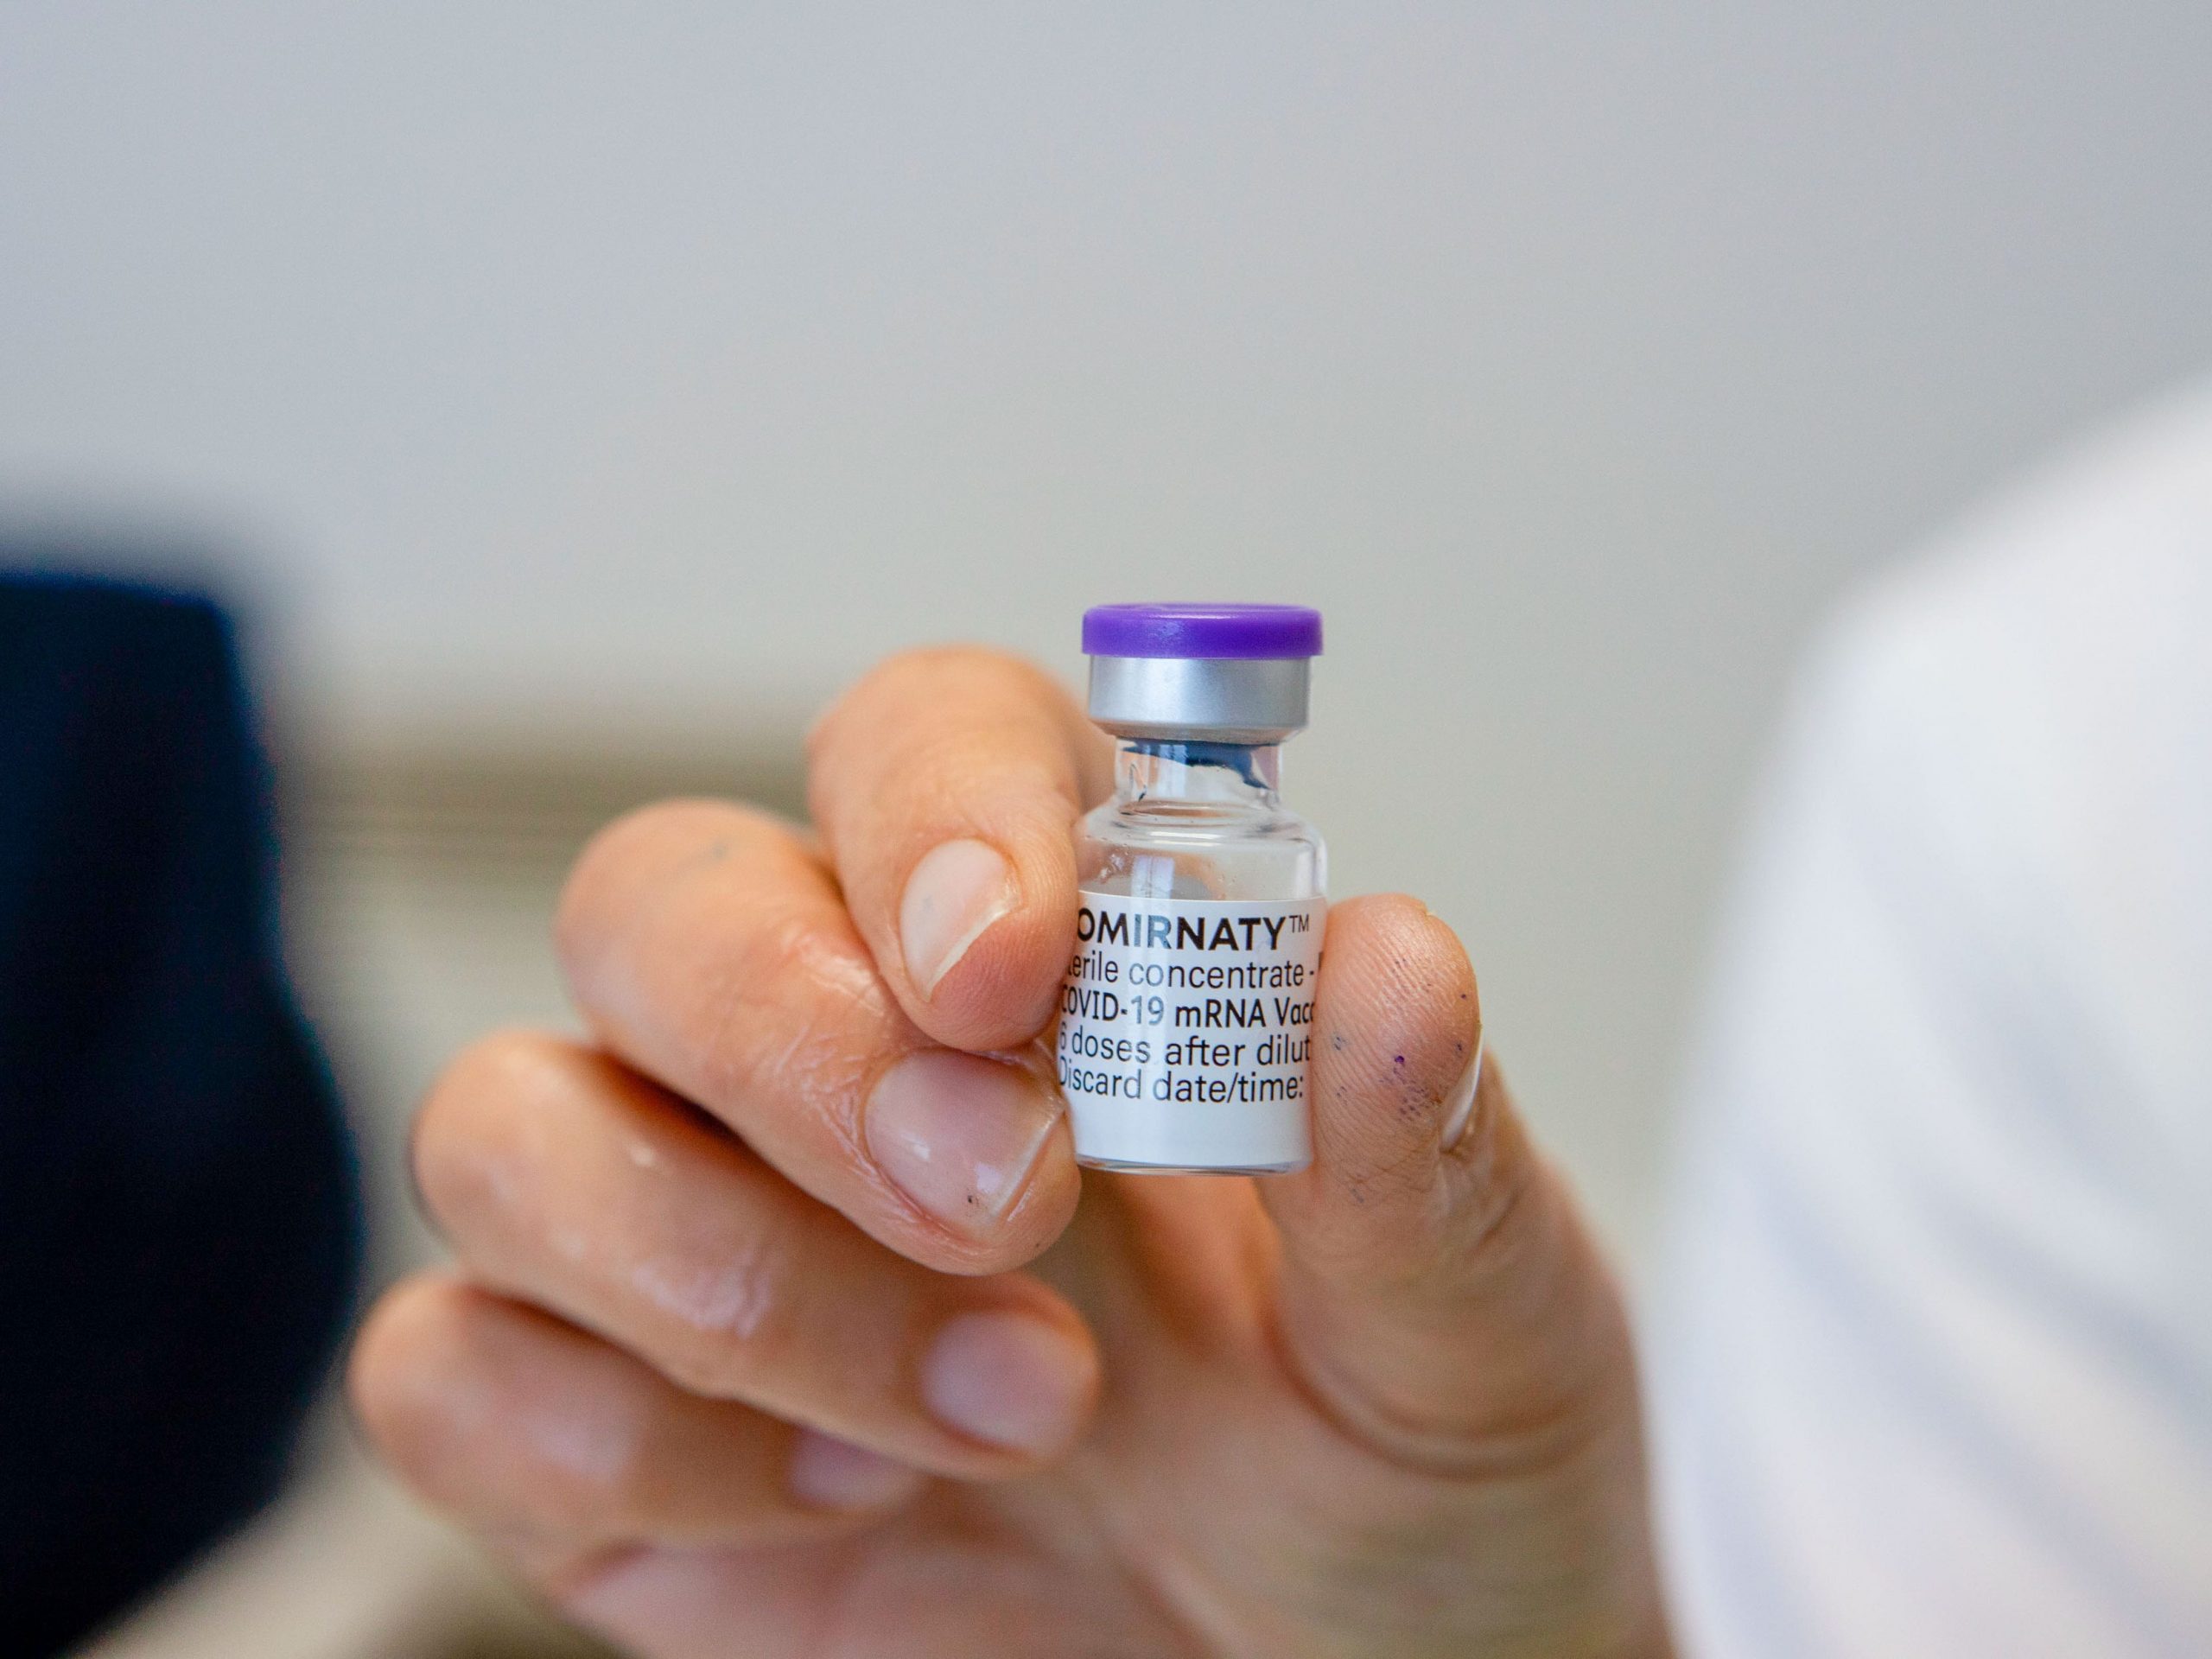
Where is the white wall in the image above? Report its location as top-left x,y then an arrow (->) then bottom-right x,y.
7,3 -> 2212,1249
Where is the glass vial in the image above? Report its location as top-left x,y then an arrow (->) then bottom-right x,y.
1058,603 -> 1327,1173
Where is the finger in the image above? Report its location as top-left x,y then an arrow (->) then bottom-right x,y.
348,1275 -> 927,1548
547,1529 -> 1161,1659
1260,895 -> 1639,1472
538,1543 -> 851,1659
412,1032 -> 1099,1471
806,647 -> 1109,1051
556,799 -> 1079,1274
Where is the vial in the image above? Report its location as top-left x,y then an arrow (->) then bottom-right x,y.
1057,603 -> 1327,1173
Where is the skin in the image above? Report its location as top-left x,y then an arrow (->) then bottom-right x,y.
350,648 -> 1674,1658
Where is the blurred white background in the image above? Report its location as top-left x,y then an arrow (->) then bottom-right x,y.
8,3 -> 2212,1261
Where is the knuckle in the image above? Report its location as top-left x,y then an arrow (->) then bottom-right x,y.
410,1029 -> 575,1228
556,799 -> 784,966
351,1282 -> 651,1542
844,645 -> 1038,711
691,903 -> 890,1120
559,798 -> 696,913
649,1223 -> 803,1399
537,1429 -> 652,1541
806,647 -> 1073,804
805,648 -> 953,762
728,901 -> 836,997
347,1278 -> 475,1475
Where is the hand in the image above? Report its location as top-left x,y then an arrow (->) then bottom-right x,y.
349,649 -> 1670,1658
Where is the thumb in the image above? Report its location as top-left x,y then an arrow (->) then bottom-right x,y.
1260,895 -> 1637,1472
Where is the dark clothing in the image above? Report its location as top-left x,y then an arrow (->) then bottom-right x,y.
0,571 -> 360,1657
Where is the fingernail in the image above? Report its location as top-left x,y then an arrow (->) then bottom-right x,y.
921,1311 -> 1092,1454
787,1430 -> 925,1511
900,838 -> 1017,999
1440,1046 -> 1484,1152
865,1050 -> 1061,1233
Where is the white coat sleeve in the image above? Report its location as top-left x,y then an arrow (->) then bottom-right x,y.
1649,557 -> 2212,1659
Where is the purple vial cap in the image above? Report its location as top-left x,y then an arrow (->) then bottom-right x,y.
1081,602 -> 1324,660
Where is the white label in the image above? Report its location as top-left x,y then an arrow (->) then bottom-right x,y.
1057,893 -> 1325,1171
